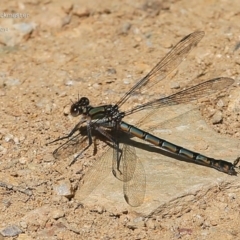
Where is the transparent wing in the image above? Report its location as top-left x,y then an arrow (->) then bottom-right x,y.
52,132 -> 89,160
74,146 -> 112,202
138,107 -> 199,134
122,144 -> 146,207
125,77 -> 234,115
116,31 -> 205,107
112,141 -> 137,182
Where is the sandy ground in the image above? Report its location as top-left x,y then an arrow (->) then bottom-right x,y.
0,0 -> 240,239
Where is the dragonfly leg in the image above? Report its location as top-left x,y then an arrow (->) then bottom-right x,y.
69,121 -> 94,165
233,157 -> 240,167
69,143 -> 92,166
232,157 -> 240,174
86,121 -> 93,146
95,126 -> 123,176
52,131 -> 83,157
46,119 -> 86,145
113,140 -> 123,176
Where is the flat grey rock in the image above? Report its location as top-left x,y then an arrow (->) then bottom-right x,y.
77,104 -> 240,216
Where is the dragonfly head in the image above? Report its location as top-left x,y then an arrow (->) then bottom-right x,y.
70,97 -> 90,117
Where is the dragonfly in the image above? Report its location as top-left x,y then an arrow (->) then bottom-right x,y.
49,31 -> 240,207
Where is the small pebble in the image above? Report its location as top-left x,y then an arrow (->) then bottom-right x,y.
96,205 -> 105,214
13,22 -> 35,35
51,195 -> 63,203
19,157 -> 27,164
44,121 -> 50,130
54,180 -> 73,198
211,110 -> 223,124
59,91 -> 67,97
5,78 -> 20,86
228,88 -> 240,113
51,209 -> 65,220
2,198 -> 11,208
209,219 -> 218,226
170,82 -> 180,89
13,137 -> 19,144
93,83 -> 100,89
127,217 -> 145,229
123,78 -> 131,85
228,193 -> 237,199
61,2 -> 73,14
0,225 -> 22,237
106,68 -> 117,75
4,133 -> 13,142
194,214 -> 204,227
63,105 -> 70,115
64,79 -> 74,86
19,221 -> 28,229
217,99 -> 225,108
45,104 -> 52,114
90,205 -> 105,214
120,22 -> 131,35
15,233 -> 32,240
74,77 -> 85,82
146,219 -> 156,229
73,6 -> 90,17
62,15 -> 71,27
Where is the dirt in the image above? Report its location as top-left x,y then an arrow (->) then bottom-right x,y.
0,0 -> 240,239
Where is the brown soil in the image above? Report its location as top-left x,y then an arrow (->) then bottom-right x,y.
0,0 -> 240,239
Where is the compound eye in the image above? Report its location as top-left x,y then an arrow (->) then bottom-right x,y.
79,97 -> 89,106
70,104 -> 81,117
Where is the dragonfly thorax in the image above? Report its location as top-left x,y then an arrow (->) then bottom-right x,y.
108,105 -> 125,123
70,97 -> 90,117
